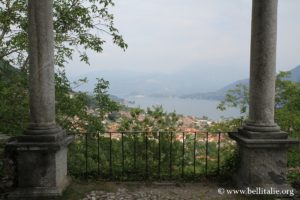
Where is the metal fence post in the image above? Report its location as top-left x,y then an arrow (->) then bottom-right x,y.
217,132 -> 221,175
169,132 -> 173,179
122,132 -> 124,179
109,132 -> 112,179
158,131 -> 161,178
193,132 -> 196,177
182,132 -> 185,178
205,132 -> 208,176
85,132 -> 88,180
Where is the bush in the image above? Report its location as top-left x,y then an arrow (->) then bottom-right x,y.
67,132 -> 238,181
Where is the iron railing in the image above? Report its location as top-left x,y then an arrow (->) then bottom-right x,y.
69,131 -> 236,180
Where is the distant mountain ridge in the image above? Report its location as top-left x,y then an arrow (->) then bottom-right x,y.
3,60 -> 300,102
70,67 -> 236,98
181,65 -> 300,100
284,65 -> 300,82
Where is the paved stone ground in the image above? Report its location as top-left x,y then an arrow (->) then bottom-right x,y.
80,182 -> 225,200
79,181 -> 300,200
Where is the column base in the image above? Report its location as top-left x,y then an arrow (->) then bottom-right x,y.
6,128 -> 74,198
8,177 -> 70,198
242,123 -> 287,139
229,131 -> 299,193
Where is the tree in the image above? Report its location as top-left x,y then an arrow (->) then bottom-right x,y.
86,78 -> 120,133
0,0 -> 127,68
206,118 -> 243,132
55,71 -> 120,134
275,72 -> 299,108
55,69 -> 91,133
0,60 -> 29,135
217,83 -> 249,117
94,78 -> 119,121
275,72 -> 300,132
217,72 -> 300,133
118,106 -> 182,132
0,60 -> 120,135
0,0 -> 127,134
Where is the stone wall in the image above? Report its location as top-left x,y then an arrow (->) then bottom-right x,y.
0,134 -> 15,198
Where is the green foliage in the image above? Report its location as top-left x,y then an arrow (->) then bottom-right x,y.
217,145 -> 239,181
0,0 -> 127,134
207,118 -> 242,133
217,71 -> 300,183
55,69 -> 91,133
0,60 -> 29,135
68,131 -> 237,181
94,78 -> 120,121
0,60 -> 119,136
0,0 -> 127,67
287,136 -> 300,184
287,132 -> 300,179
217,83 -> 249,116
118,106 -> 182,132
217,72 -> 300,134
55,71 -> 120,134
275,72 -> 297,107
275,72 -> 300,133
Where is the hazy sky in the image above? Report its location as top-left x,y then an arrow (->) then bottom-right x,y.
65,0 -> 300,81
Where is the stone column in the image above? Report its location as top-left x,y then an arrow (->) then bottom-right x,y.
28,0 -> 56,129
22,0 -> 63,140
229,0 -> 299,191
6,0 -> 73,198
243,0 -> 283,138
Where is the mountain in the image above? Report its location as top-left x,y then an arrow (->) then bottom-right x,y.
69,67 -> 235,98
181,65 -> 300,100
285,65 -> 300,82
181,79 -> 249,100
69,65 -> 300,100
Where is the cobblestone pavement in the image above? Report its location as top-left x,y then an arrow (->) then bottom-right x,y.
80,182 -> 224,200
80,182 -> 300,200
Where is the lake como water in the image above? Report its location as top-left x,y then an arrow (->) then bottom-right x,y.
126,97 -> 241,121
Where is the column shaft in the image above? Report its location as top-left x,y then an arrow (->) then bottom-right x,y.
245,0 -> 280,133
28,0 -> 55,128
229,0 -> 299,191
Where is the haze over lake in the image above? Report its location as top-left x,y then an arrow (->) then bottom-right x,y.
126,96 -> 241,121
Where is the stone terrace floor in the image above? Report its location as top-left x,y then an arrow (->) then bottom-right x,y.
58,180 -> 294,200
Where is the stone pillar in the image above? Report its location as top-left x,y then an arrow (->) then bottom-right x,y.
27,0 -> 56,130
243,0 -> 283,139
6,0 -> 73,198
230,0 -> 299,191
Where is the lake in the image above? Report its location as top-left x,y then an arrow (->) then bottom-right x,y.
126,96 -> 241,121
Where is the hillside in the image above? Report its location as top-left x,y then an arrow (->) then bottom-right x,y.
69,67 -> 238,98
181,79 -> 249,100
181,65 -> 300,100
284,65 -> 300,82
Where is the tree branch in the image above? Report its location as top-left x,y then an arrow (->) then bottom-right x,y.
0,48 -> 21,60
